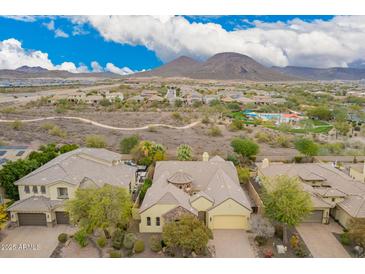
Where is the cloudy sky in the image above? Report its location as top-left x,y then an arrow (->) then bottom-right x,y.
1,15 -> 365,74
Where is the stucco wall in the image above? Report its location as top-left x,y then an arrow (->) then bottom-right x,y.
191,197 -> 213,211
48,182 -> 77,200
207,199 -> 251,230
350,168 -> 364,183
139,204 -> 176,233
335,206 -> 353,229
18,185 -> 50,200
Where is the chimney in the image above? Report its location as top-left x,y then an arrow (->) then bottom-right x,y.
262,158 -> 270,169
202,152 -> 209,162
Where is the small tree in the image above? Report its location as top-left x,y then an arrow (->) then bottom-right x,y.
119,135 -> 140,154
231,138 -> 259,159
177,144 -> 193,161
85,135 -> 107,148
294,138 -> 319,157
262,175 -> 312,245
162,215 -> 213,256
66,185 -> 132,235
348,219 -> 365,248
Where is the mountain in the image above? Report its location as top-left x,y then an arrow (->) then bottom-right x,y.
134,52 -> 299,81
0,66 -> 120,79
136,56 -> 200,78
272,66 -> 365,81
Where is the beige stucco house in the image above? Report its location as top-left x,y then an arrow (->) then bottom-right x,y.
7,148 -> 137,227
257,161 -> 365,228
139,155 -> 253,233
349,163 -> 365,183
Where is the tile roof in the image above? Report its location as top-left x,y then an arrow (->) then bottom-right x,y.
7,196 -> 63,212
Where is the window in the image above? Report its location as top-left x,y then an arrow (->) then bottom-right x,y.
41,186 -> 46,194
24,185 -> 30,194
57,187 -> 68,199
147,217 -> 151,226
32,186 -> 38,194
156,217 -> 160,226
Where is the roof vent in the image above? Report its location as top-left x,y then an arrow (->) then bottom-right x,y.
202,152 -> 209,162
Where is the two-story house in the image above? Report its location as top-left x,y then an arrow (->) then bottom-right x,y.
7,148 -> 137,227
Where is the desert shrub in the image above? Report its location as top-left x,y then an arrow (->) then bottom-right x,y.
255,131 -> 271,143
119,135 -> 139,154
97,236 -> 107,248
0,107 -> 17,114
48,126 -> 67,138
250,215 -> 275,239
58,233 -> 68,243
202,115 -> 210,124
274,134 -> 292,148
227,154 -> 239,166
74,229 -> 88,247
229,118 -> 244,131
290,234 -> 300,249
100,98 -> 112,107
340,233 -> 351,246
174,99 -> 183,107
133,239 -> 145,253
172,112 -> 182,121
236,166 -> 250,184
294,156 -> 303,163
41,122 -> 56,130
149,235 -> 162,252
123,233 -> 137,249
208,126 -> 222,137
85,135 -> 107,148
147,126 -> 157,132
254,235 -> 267,246
294,244 -> 308,257
112,229 -> 125,250
109,251 -> 122,258
11,120 -> 23,130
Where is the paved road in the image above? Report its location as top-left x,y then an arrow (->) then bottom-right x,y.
210,230 -> 256,258
0,116 -> 201,131
296,222 -> 350,258
0,225 -> 76,258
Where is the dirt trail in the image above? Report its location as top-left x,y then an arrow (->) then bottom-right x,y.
0,116 -> 201,131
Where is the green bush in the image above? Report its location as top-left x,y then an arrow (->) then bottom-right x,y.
123,233 -> 137,249
109,251 -> 122,258
133,240 -> 145,253
254,235 -> 267,246
227,154 -> 239,166
97,236 -> 107,248
340,233 -> 351,246
149,235 -> 162,252
120,135 -> 140,154
139,179 -> 152,202
74,229 -> 88,247
112,229 -> 125,250
294,244 -> 308,258
58,233 -> 68,244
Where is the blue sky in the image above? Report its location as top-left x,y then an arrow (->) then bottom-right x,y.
1,15 -> 363,72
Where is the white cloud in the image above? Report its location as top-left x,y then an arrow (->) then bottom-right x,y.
91,61 -> 103,72
3,16 -> 37,22
0,38 -> 134,74
79,15 -> 365,68
105,63 -> 134,75
0,38 -> 86,73
43,20 -> 69,38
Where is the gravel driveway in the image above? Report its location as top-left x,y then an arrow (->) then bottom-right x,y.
296,222 -> 350,258
0,225 -> 76,258
210,230 -> 256,258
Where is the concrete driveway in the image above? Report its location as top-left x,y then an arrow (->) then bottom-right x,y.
210,230 -> 256,258
0,225 -> 76,258
296,222 -> 350,258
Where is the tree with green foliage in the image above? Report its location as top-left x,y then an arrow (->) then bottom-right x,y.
162,215 -> 213,256
131,141 -> 166,166
66,185 -> 132,235
59,144 -> 79,154
294,138 -> 319,157
231,138 -> 259,159
85,135 -> 107,148
139,178 -> 152,202
334,121 -> 351,136
176,144 -> 193,161
307,106 -> 333,121
119,135 -> 140,154
28,143 -> 59,165
262,175 -> 312,244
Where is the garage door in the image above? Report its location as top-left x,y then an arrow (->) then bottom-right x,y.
56,212 -> 70,224
18,213 -> 47,226
212,215 -> 247,229
302,210 -> 323,223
